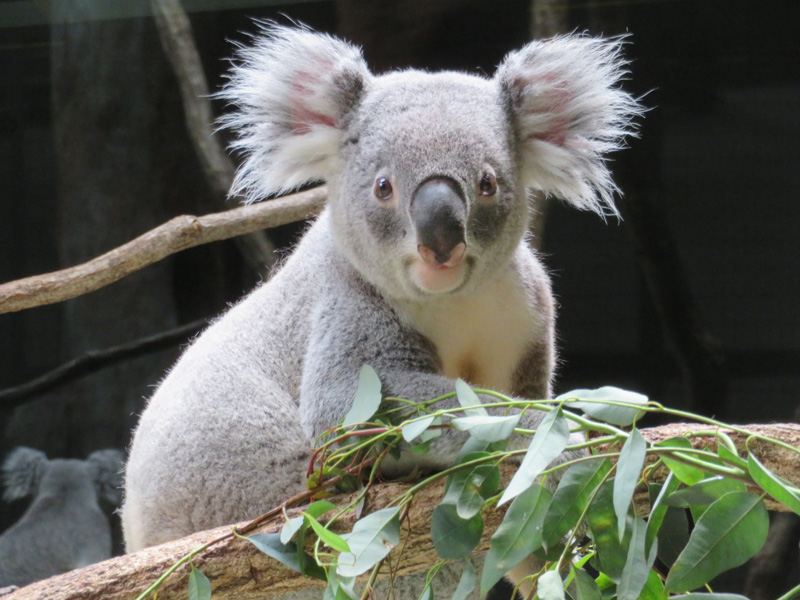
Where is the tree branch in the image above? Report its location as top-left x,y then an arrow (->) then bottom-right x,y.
150,0 -> 277,276
0,186 -> 326,315
3,423 -> 798,600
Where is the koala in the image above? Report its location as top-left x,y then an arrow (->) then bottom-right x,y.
122,26 -> 639,554
0,447 -> 123,587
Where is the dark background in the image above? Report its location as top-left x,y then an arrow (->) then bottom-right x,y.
0,0 -> 798,596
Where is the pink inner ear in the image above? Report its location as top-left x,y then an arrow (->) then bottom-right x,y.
513,73 -> 573,147
289,65 -> 338,135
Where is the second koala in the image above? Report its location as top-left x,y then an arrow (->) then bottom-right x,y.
122,26 -> 639,552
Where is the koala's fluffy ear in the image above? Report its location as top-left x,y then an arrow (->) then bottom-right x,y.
496,35 -> 641,216
2,447 -> 47,502
219,24 -> 372,202
87,449 -> 124,505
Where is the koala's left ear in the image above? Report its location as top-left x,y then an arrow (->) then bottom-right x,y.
87,449 -> 124,505
496,35 -> 641,216
2,447 -> 47,502
219,24 -> 372,202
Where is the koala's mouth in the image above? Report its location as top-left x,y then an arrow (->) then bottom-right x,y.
408,255 -> 474,295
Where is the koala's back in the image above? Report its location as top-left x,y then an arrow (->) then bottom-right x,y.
122,217 -> 338,550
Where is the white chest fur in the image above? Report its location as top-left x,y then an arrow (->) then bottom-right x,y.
396,268 -> 539,394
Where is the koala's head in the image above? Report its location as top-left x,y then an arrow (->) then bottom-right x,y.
221,26 -> 640,299
2,447 -> 124,506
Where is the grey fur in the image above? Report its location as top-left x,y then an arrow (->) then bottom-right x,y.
122,26 -> 639,552
0,447 -> 124,587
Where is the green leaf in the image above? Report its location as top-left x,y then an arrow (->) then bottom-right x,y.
586,480 -> 631,582
543,459 -> 612,548
645,472 -> 681,559
323,569 -> 357,600
342,365 -> 382,426
665,476 -> 745,507
402,415 -> 436,443
570,568 -> 602,600
639,569 -> 667,600
188,564 -> 212,600
455,379 -> 488,417
246,532 -> 303,572
556,387 -> 648,426
656,437 -> 707,485
613,428 -> 646,540
747,452 -> 800,515
431,503 -> 483,560
420,584 -> 434,600
499,406 -> 570,505
538,570 -> 565,600
451,560 -> 477,600
617,517 -> 656,600
716,432 -> 747,469
451,414 -> 521,443
303,512 -> 351,553
280,516 -> 305,544
655,504 -> 689,568
337,506 -> 401,578
665,492 -> 769,592
481,483 -> 552,595
443,452 -> 501,519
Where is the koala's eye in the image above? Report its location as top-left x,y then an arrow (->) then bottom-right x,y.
374,177 -> 394,202
479,173 -> 497,197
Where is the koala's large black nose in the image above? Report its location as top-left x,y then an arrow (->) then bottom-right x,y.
410,177 -> 467,267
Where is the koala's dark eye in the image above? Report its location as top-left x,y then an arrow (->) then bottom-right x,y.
479,173 -> 497,197
374,177 -> 394,201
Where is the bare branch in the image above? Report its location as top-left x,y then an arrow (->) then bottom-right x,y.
151,0 -> 276,275
0,319 -> 207,409
3,423 -> 799,600
0,186 -> 327,315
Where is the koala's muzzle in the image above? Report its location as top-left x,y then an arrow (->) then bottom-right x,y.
410,177 -> 467,268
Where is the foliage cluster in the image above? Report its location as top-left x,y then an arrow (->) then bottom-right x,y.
160,366 -> 800,600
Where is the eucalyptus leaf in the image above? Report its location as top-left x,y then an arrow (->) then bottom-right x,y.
665,492 -> 768,592
586,480 -> 631,582
645,472 -> 680,559
656,437 -> 707,485
188,564 -> 212,600
499,406 -> 570,505
570,568 -> 602,600
481,483 -> 553,595
617,517 -> 656,600
614,427 -> 646,540
246,532 -> 302,573
451,560 -> 477,600
664,476 -> 745,507
543,459 -> 612,549
420,584 -> 434,600
342,365 -> 382,426
747,452 -> 800,515
655,504 -> 690,569
304,512 -> 351,552
402,415 -> 436,443
337,507 -> 401,578
442,452 -> 501,519
280,516 -> 304,544
556,387 -> 648,426
431,503 -> 483,560
324,569 -> 357,600
451,414 -> 521,442
455,379 -> 488,417
538,570 -> 565,600
639,569 -> 667,600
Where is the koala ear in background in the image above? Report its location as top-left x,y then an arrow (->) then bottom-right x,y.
496,35 -> 642,217
87,449 -> 124,505
2,447 -> 47,502
218,24 -> 372,202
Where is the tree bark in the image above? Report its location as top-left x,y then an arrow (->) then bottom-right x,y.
3,423 -> 799,600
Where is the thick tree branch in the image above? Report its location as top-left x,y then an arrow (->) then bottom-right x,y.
3,423 -> 799,600
151,0 -> 277,276
0,186 -> 326,315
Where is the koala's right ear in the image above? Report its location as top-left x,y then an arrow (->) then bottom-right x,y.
87,449 -> 124,505
219,24 -> 372,202
2,447 -> 47,502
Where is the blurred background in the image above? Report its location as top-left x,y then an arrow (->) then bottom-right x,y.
0,0 -> 798,595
